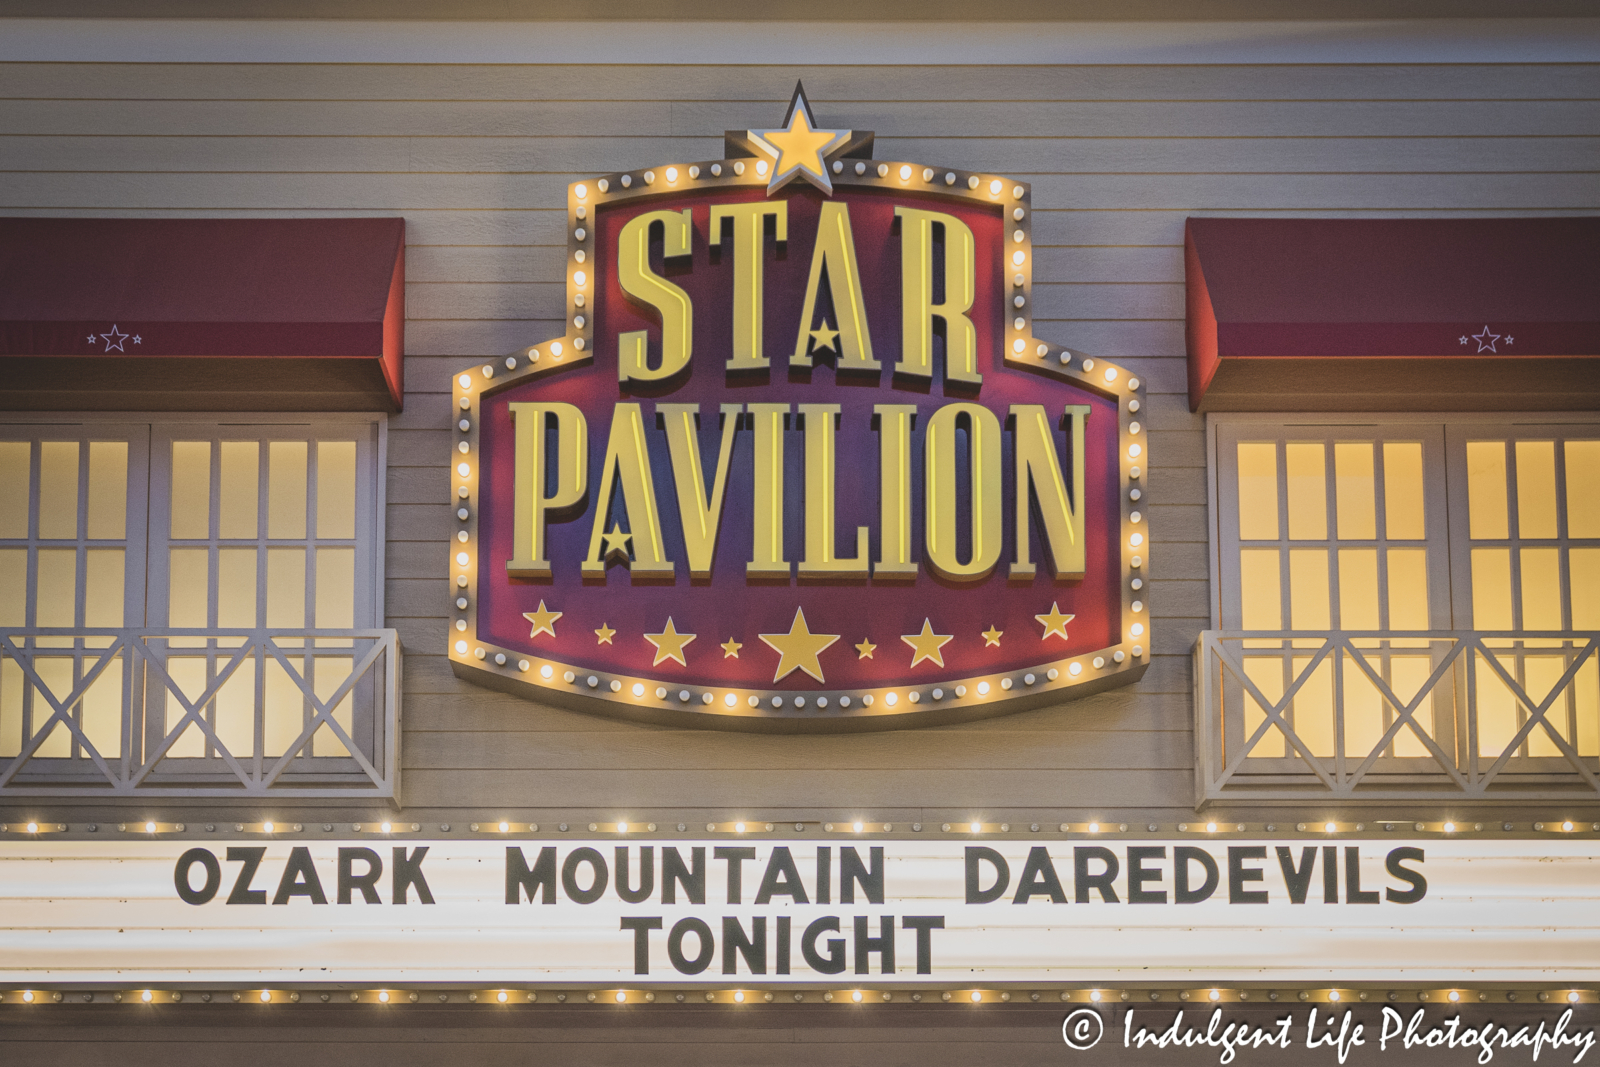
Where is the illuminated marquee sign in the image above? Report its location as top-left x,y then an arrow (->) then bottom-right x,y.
448,85 -> 1149,727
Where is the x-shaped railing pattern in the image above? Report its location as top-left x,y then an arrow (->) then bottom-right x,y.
1194,630 -> 1600,805
0,629 -> 399,799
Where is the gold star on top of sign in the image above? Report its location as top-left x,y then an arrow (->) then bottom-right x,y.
747,82 -> 851,196
721,638 -> 743,659
855,638 -> 876,660
809,321 -> 839,353
594,622 -> 616,645
1035,602 -> 1075,642
644,617 -> 696,667
902,618 -> 954,669
523,600 -> 562,638
760,607 -> 840,684
982,626 -> 1003,647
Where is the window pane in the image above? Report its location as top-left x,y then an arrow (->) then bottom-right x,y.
1337,548 -> 1380,630
163,657 -> 208,758
81,655 -> 122,759
1292,655 -> 1335,758
1518,547 -> 1562,631
1241,655 -> 1286,758
84,549 -> 124,629
170,442 -> 211,540
86,442 -> 127,540
1568,441 -> 1600,539
1236,443 -> 1278,541
1334,442 -> 1376,540
315,547 -> 355,630
219,442 -> 260,540
0,659 -> 23,757
1475,651 -> 1519,758
1390,655 -> 1437,758
312,655 -> 355,757
264,655 -> 305,756
32,658 -> 74,757
1467,441 -> 1509,539
1382,441 -> 1426,540
1470,548 -> 1513,630
1524,655 -> 1568,758
1572,549 -> 1600,630
1577,658 -> 1599,758
217,548 -> 257,629
268,441 -> 308,539
317,441 -> 357,540
1239,549 -> 1282,630
1514,440 -> 1558,539
1285,443 -> 1327,541
266,548 -> 306,629
38,442 -> 79,540
36,549 -> 77,628
1386,548 -> 1431,631
1342,656 -> 1385,759
1288,548 -> 1330,630
0,549 -> 24,627
167,548 -> 210,629
214,657 -> 256,757
0,441 -> 28,538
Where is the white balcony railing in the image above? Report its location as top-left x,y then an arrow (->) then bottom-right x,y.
1195,630 -> 1600,806
0,629 -> 400,800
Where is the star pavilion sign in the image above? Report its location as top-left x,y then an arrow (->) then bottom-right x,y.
449,84 -> 1149,729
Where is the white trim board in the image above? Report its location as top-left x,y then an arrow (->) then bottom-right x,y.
0,18 -> 1597,65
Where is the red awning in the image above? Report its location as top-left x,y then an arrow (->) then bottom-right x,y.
0,217 -> 405,411
1185,217 -> 1600,412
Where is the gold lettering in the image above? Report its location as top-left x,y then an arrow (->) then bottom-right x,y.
658,403 -> 742,580
1010,404 -> 1089,579
924,402 -> 1002,582
791,201 -> 877,372
616,208 -> 694,383
798,404 -> 869,578
582,403 -> 673,578
506,402 -> 587,578
710,201 -> 789,373
873,404 -> 918,579
894,205 -> 979,385
746,403 -> 790,577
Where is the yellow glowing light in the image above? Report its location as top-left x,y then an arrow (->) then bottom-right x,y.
261,990 -> 272,1002
1329,990 -> 1341,1002
734,990 -> 746,1002
989,179 -> 1003,194
969,821 -> 981,834
1449,991 -> 1461,1002
380,821 -> 392,833
970,990 -> 982,1003
458,374 -> 471,389
378,990 -> 390,1003
1090,990 -> 1102,1002
1088,823 -> 1100,833
1325,822 -> 1338,833
456,552 -> 469,566
1206,822 -> 1218,833
1129,444 -> 1143,458
1130,623 -> 1145,636
756,160 -> 769,176
977,681 -> 990,695
619,990 -> 630,1002
899,165 -> 912,181
573,272 -> 586,287
735,822 -> 746,833
1129,533 -> 1143,547
1563,821 -> 1575,831
142,990 -> 153,1002
498,990 -> 509,1003
1105,368 -> 1118,382
885,692 -> 898,707
1012,251 -> 1025,265
1209,990 -> 1221,1001
540,665 -> 553,679
457,462 -> 470,477
1570,991 -> 1581,1003
22,991 -> 34,1003
499,821 -> 510,832
724,693 -> 737,707
575,183 -> 587,199
618,821 -> 629,833
632,683 -> 645,697
665,167 -> 678,183
853,821 -> 864,833
455,640 -> 468,654
852,990 -> 864,1002
1444,822 -> 1456,832
25,822 -> 37,833
145,822 -> 156,834
263,821 -> 274,834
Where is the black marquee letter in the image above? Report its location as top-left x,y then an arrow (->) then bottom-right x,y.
225,846 -> 267,905
174,848 -> 221,905
667,917 -> 715,975
966,846 -> 1010,904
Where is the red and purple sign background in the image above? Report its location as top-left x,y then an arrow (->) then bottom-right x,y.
476,185 -> 1120,690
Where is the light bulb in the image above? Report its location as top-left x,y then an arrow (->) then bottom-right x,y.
456,552 -> 469,566
1449,991 -> 1461,1002
1444,822 -> 1456,832
735,822 -> 746,833
853,990 -> 864,1002
455,640 -> 467,654
665,167 -> 678,183
499,821 -> 509,832
457,462 -> 470,477
989,179 -> 1002,194
619,990 -> 630,1002
970,821 -> 981,834
899,165 -> 912,180
1570,991 -> 1581,1003
1563,821 -> 1575,831
142,990 -> 153,1002
1324,822 -> 1337,833
618,821 -> 629,833
724,693 -> 736,706
540,665 -> 553,679
1209,990 -> 1220,1001
458,374 -> 471,389
25,822 -> 37,833
574,271 -> 586,287
756,161 -> 768,176
734,990 -> 745,1002
378,990 -> 389,1003
1088,822 -> 1099,833
1089,990 -> 1102,1002
381,821 -> 392,833
1206,822 -> 1218,833
145,822 -> 156,834
261,990 -> 272,1002
498,990 -> 509,1003
575,184 -> 587,199
853,821 -> 864,833
22,991 -> 34,1003
977,681 -> 990,695
263,822 -> 274,834
1329,990 -> 1341,1002
970,990 -> 982,1002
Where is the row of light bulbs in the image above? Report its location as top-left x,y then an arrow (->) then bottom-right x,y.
5,987 -> 1591,1007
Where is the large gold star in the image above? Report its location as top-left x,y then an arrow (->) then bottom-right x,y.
594,622 -> 616,645
721,638 -> 743,659
855,638 -> 876,660
644,617 -> 696,667
1035,602 -> 1076,642
982,626 -> 1003,647
523,600 -> 562,638
809,322 -> 839,353
902,618 -> 954,669
747,82 -> 851,195
760,607 -> 840,684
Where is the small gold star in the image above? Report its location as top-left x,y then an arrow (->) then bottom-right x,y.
901,618 -> 954,669
721,638 -> 743,659
594,622 -> 616,645
982,626 -> 1003,647
760,607 -> 840,684
1035,602 -> 1076,642
644,617 -> 697,667
601,524 -> 632,562
855,638 -> 876,660
522,600 -> 562,638
809,322 -> 839,353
